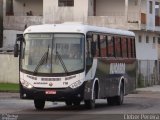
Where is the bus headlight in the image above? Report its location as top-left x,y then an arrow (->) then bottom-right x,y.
69,80 -> 82,89
21,80 -> 33,89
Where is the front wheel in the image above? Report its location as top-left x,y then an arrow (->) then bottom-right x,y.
73,101 -> 81,106
65,100 -> 72,106
84,88 -> 96,109
34,99 -> 45,110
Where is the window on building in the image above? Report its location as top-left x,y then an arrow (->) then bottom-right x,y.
149,1 -> 153,14
155,2 -> 160,16
6,0 -> 14,16
158,37 -> 160,44
134,0 -> 138,6
139,35 -> 142,43
146,36 -> 149,43
153,37 -> 155,43
58,0 -> 74,7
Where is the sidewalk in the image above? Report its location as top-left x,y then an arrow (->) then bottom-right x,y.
136,85 -> 160,93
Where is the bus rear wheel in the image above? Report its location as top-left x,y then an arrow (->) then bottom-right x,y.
107,97 -> 115,105
107,84 -> 124,105
115,84 -> 124,105
34,99 -> 45,110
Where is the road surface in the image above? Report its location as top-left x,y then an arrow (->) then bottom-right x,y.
0,92 -> 160,120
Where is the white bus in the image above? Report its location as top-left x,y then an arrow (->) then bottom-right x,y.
14,22 -> 136,110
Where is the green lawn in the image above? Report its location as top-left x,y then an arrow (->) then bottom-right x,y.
0,83 -> 19,92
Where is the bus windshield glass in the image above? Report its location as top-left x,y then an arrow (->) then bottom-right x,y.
22,33 -> 85,74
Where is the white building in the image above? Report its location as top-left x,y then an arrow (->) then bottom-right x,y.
2,0 -> 160,87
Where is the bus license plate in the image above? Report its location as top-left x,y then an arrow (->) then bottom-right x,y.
45,90 -> 56,95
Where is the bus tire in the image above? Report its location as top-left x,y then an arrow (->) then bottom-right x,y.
73,100 -> 81,106
84,88 -> 96,109
65,100 -> 72,106
107,97 -> 115,105
34,99 -> 45,110
115,83 -> 124,105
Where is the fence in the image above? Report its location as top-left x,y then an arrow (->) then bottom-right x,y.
0,53 -> 19,83
137,60 -> 159,87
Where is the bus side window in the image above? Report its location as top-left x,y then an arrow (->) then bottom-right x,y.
121,37 -> 127,58
100,35 -> 106,57
86,34 -> 93,69
132,38 -> 136,58
127,38 -> 132,58
107,36 -> 114,57
86,34 -> 92,58
93,34 -> 100,57
114,37 -> 121,57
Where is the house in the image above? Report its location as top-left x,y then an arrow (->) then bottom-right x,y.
3,0 -> 43,50
2,0 -> 160,87
86,0 -> 160,87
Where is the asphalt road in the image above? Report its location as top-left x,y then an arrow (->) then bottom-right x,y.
0,92 -> 160,120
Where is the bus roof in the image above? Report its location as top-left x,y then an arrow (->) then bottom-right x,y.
24,22 -> 135,37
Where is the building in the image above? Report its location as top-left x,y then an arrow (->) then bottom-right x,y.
87,0 -> 160,87
2,0 -> 160,87
3,0 -> 43,49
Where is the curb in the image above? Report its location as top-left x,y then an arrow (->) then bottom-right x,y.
0,90 -> 19,93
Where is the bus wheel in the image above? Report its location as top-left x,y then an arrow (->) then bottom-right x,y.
115,84 -> 124,105
34,99 -> 45,110
65,100 -> 72,106
107,84 -> 124,105
84,88 -> 96,109
73,100 -> 81,106
107,97 -> 115,105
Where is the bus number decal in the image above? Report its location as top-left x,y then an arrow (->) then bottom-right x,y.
110,63 -> 125,74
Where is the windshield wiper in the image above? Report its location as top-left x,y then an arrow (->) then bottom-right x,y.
56,51 -> 68,75
33,45 -> 49,74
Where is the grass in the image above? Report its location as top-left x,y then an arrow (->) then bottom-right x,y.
0,83 -> 19,92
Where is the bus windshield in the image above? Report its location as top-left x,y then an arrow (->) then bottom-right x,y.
21,33 -> 85,74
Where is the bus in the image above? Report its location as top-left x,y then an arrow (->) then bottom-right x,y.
14,22 -> 136,110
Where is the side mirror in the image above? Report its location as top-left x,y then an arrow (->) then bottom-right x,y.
14,44 -> 19,57
91,41 -> 96,57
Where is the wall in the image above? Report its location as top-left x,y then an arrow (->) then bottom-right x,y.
3,30 -> 23,48
147,0 -> 155,30
0,54 -> 19,83
88,0 -> 94,16
135,31 -> 158,60
13,0 -> 43,16
43,0 -> 88,24
3,16 -> 43,31
141,0 -> 147,13
128,0 -> 141,22
96,0 -> 125,16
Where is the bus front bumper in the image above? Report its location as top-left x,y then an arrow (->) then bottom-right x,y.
20,84 -> 85,101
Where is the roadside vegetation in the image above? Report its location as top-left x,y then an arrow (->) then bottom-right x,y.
0,83 -> 19,92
